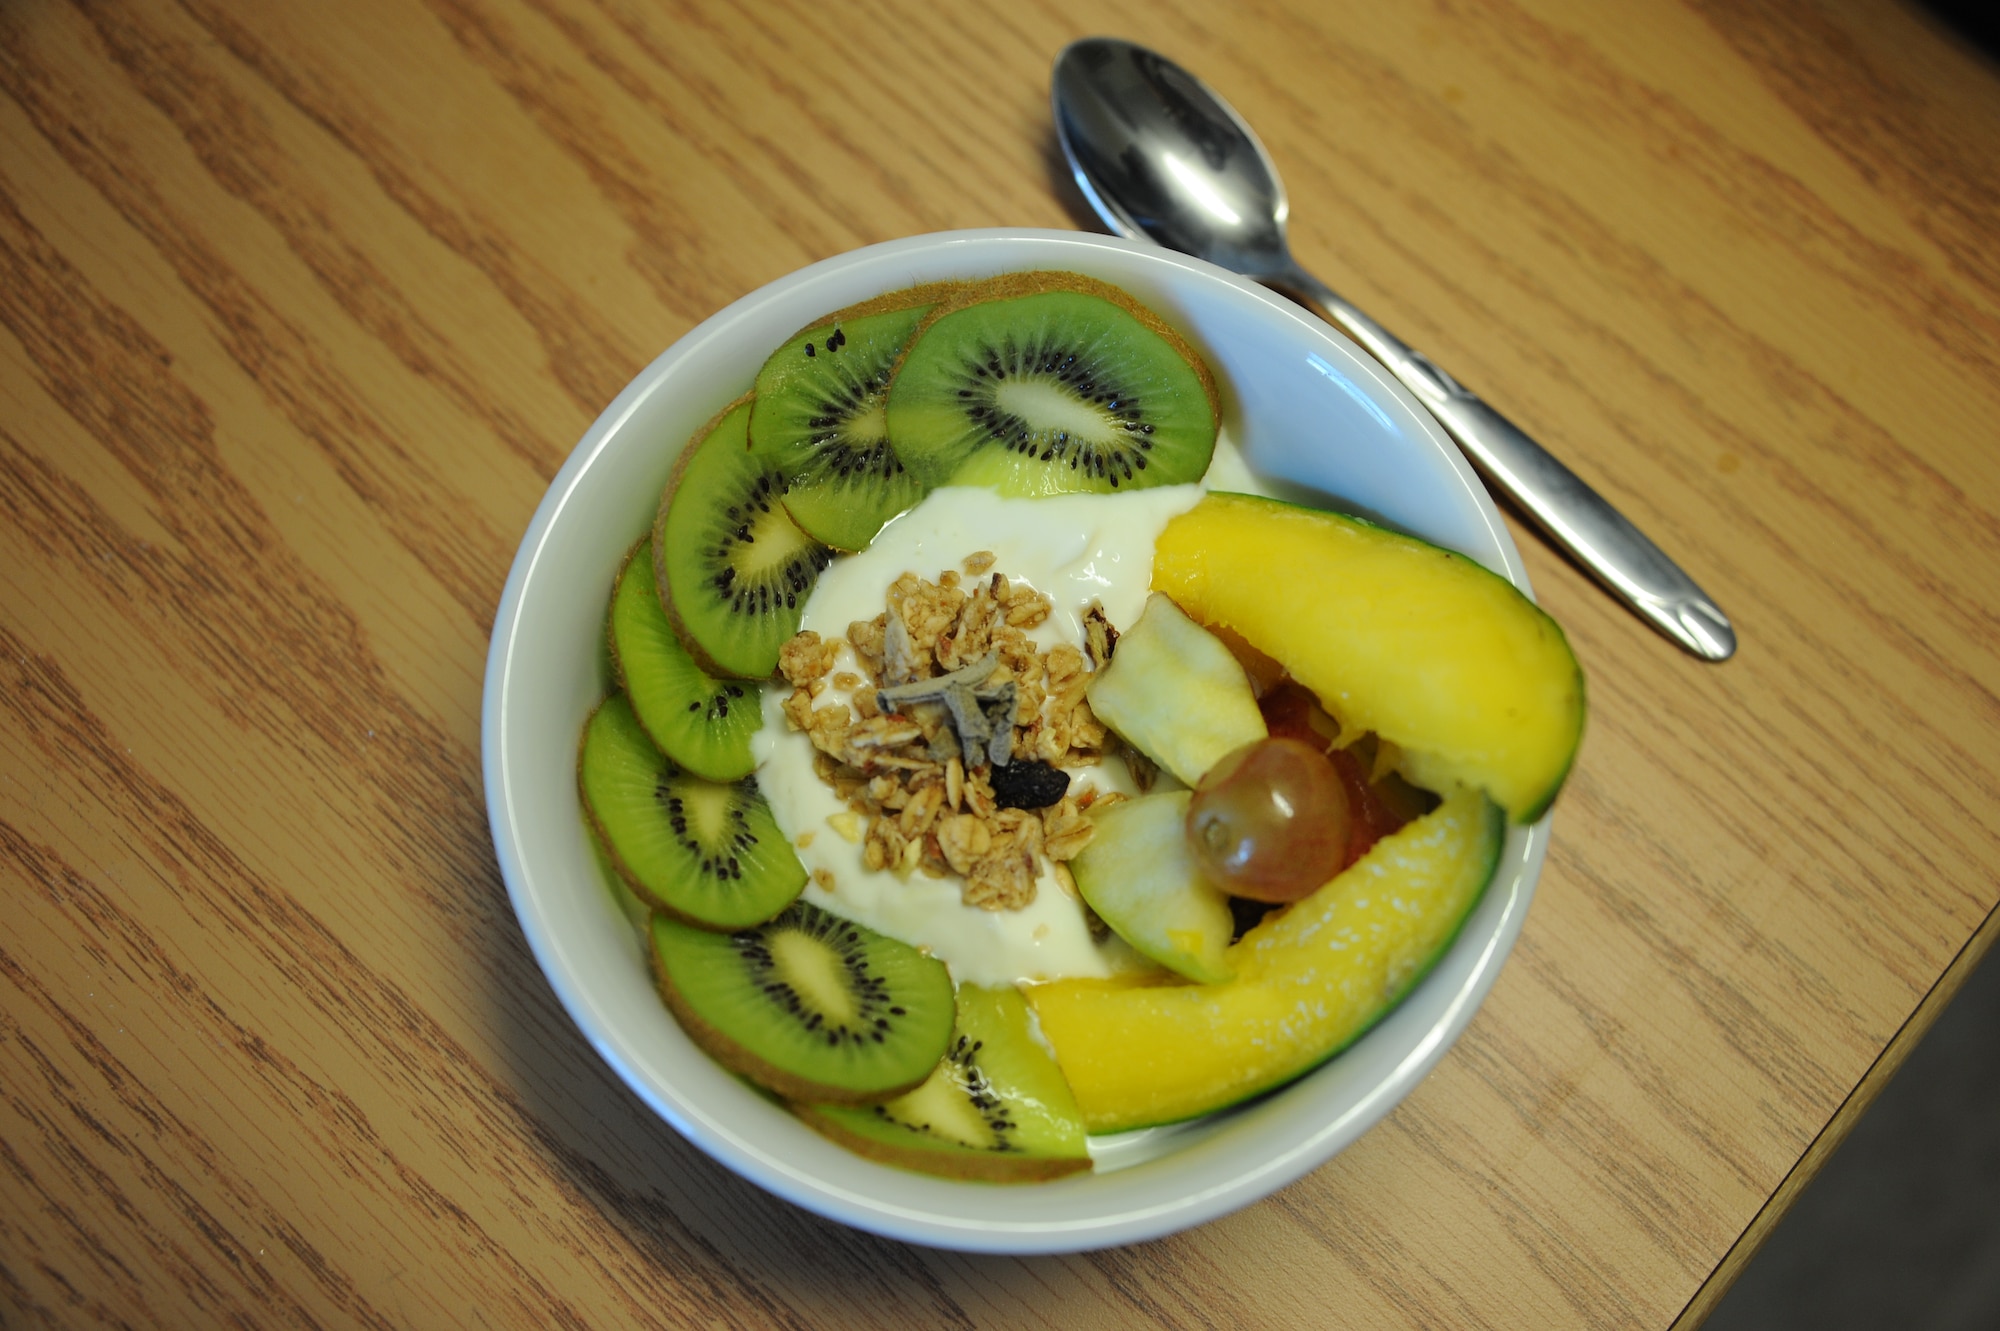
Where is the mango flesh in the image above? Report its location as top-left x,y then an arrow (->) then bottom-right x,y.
1026,786 -> 1502,1133
1151,492 -> 1584,822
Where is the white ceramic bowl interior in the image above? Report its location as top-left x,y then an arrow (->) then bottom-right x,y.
483,229 -> 1548,1252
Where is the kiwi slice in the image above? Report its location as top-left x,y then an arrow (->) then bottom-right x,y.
884,272 -> 1219,497
794,984 -> 1091,1181
609,536 -> 758,782
655,397 -> 833,679
579,695 -> 805,930
650,902 -> 955,1104
748,285 -> 965,551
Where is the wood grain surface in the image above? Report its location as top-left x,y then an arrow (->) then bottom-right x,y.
4,0 -> 1997,1326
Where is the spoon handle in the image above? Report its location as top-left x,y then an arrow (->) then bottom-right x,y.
1278,268 -> 1735,661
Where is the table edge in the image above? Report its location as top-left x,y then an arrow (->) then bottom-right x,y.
1672,896 -> 2000,1329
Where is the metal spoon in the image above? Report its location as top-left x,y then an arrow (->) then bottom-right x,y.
1051,37 -> 1735,662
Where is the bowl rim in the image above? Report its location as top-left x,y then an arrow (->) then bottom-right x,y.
482,227 -> 1548,1252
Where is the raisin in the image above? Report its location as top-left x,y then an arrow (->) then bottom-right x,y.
988,759 -> 1070,810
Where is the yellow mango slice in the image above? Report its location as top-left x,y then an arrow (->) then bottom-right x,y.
1151,492 -> 1584,822
1026,786 -> 1502,1133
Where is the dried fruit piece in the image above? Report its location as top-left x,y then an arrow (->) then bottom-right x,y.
989,759 -> 1070,810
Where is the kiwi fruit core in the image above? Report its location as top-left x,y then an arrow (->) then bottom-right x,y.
884,272 -> 1218,497
655,397 -> 832,679
650,902 -> 955,1104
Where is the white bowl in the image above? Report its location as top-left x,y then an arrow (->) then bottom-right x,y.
483,229 -> 1548,1252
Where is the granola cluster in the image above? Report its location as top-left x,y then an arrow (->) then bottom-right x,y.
777,553 -> 1123,911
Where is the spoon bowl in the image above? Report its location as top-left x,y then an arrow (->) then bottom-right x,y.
1053,40 -> 1294,279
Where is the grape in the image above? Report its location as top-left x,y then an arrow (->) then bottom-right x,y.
1184,737 -> 1352,902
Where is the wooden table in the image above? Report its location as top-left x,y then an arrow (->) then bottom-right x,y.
5,1 -> 1996,1325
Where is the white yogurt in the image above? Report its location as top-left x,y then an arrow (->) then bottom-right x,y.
753,437 -> 1256,987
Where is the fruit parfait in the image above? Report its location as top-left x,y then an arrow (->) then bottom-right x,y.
578,270 -> 1585,1183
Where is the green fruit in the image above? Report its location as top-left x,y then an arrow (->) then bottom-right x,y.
883,272 -> 1218,497
579,695 -> 804,930
1069,791 -> 1235,984
1084,592 -> 1268,786
650,902 -> 956,1104
655,397 -> 833,679
795,985 -> 1090,1181
609,537 -> 759,782
748,286 -> 962,550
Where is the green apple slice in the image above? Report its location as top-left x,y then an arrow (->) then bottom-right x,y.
1069,791 -> 1234,984
1085,592 -> 1267,786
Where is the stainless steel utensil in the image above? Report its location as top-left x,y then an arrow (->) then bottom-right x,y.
1051,36 -> 1735,661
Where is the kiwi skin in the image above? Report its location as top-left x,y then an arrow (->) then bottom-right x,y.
771,279 -> 976,346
